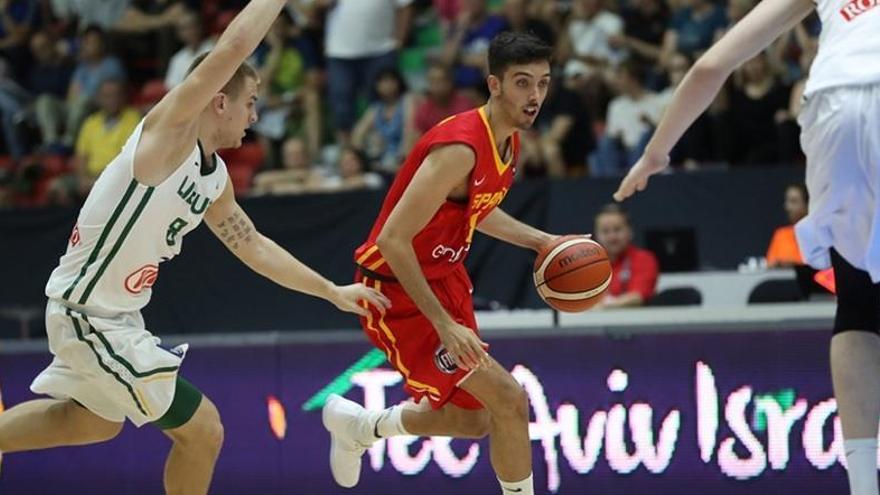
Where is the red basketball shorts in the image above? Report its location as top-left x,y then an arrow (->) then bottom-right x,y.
357,265 -> 484,410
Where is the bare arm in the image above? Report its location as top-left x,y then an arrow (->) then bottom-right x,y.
394,4 -> 413,50
616,35 -> 662,62
476,208 -> 553,251
111,3 -> 185,34
351,107 -> 377,150
614,0 -> 814,201
205,178 -> 390,316
375,144 -> 487,370
146,0 -> 289,129
600,292 -> 644,309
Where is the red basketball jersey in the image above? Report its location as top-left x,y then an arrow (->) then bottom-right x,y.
355,106 -> 519,280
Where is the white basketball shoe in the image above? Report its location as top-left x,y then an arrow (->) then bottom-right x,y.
322,393 -> 379,488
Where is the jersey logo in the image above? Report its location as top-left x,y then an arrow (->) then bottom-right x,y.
69,224 -> 81,247
177,176 -> 211,215
474,175 -> 486,186
841,0 -> 878,20
125,264 -> 159,294
432,243 -> 468,263
434,345 -> 458,374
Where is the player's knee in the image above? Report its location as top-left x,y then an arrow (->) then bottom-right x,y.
465,410 -> 491,439
174,399 -> 224,454
196,401 -> 225,454
491,379 -> 529,424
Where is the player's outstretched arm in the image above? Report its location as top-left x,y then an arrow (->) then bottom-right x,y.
477,208 -> 555,251
147,0 -> 289,129
613,0 -> 814,202
376,144 -> 488,371
204,178 -> 391,317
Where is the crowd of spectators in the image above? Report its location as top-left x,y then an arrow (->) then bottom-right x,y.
0,0 -> 818,209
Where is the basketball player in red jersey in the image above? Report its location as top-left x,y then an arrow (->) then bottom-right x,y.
322,32 -> 555,494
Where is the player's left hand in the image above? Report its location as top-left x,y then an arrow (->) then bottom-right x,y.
330,283 -> 392,317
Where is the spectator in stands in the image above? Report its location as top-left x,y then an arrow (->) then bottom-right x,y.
28,29 -> 75,151
441,0 -> 507,94
660,0 -> 726,66
325,146 -> 385,192
726,50 -> 792,165
50,0 -> 185,33
766,183 -> 808,267
251,136 -> 329,196
0,0 -> 37,83
433,0 -> 461,36
320,0 -> 413,146
351,67 -> 416,175
501,0 -> 555,47
50,78 -> 140,205
716,0 -> 756,40
557,0 -> 624,117
609,0 -> 668,68
594,203 -> 659,308
521,73 -> 594,177
777,31 -> 816,163
63,26 -> 126,149
252,11 -> 321,168
558,0 -> 625,75
594,60 -> 664,177
164,10 -> 214,89
0,58 -> 27,161
413,63 -> 472,135
656,52 -> 713,167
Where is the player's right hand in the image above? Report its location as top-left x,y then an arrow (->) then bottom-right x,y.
436,321 -> 489,371
613,152 -> 669,202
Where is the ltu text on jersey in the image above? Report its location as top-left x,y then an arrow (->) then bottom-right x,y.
177,175 -> 212,215
840,0 -> 878,21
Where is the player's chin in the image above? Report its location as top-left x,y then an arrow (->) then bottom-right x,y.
516,117 -> 537,131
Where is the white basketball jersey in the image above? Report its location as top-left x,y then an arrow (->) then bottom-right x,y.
804,0 -> 880,97
45,120 -> 228,314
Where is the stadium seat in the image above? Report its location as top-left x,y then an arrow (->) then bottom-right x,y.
748,279 -> 804,303
646,287 -> 702,307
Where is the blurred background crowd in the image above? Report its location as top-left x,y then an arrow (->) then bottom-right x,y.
0,0 -> 816,208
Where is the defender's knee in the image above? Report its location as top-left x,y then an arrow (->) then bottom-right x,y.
169,399 -> 224,456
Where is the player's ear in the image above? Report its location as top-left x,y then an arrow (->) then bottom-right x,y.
487,74 -> 501,96
212,93 -> 227,114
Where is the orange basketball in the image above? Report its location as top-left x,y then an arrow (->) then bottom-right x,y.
533,235 -> 612,312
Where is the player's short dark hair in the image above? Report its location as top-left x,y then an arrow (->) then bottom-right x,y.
488,31 -> 553,78
595,203 -> 631,227
186,52 -> 258,99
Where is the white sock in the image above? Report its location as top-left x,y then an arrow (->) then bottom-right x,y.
844,438 -> 879,495
371,404 -> 408,439
498,473 -> 533,495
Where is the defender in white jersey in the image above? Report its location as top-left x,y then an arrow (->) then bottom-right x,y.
613,0 -> 880,493
0,1 -> 390,494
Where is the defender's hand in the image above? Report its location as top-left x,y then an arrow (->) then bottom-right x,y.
613,152 -> 669,202
330,283 -> 391,317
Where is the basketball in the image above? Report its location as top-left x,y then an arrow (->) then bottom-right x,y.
533,236 -> 613,312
